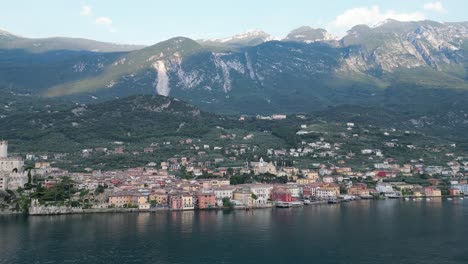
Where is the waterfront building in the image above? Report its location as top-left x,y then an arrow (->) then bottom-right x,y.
0,141 -> 28,191
316,187 -> 339,199
213,186 -> 236,206
109,193 -> 136,207
449,188 -> 461,196
376,183 -> 394,193
233,189 -> 253,207
247,184 -> 273,206
182,193 -> 194,210
271,187 -> 293,202
452,184 -> 468,195
169,193 -> 183,210
197,190 -> 216,209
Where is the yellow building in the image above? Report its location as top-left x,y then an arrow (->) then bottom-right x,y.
137,195 -> 148,205
296,178 -> 316,185
109,194 -> 136,207
150,191 -> 168,205
307,171 -> 319,180
182,194 -> 194,210
233,190 -> 253,207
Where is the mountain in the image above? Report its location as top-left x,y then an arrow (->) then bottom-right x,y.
198,30 -> 274,50
0,28 -> 144,52
283,26 -> 336,43
0,20 -> 468,117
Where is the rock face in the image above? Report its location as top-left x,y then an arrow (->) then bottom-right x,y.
340,20 -> 468,72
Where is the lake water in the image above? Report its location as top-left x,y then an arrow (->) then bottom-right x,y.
1,199 -> 467,264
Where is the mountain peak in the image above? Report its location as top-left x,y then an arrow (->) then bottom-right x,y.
218,30 -> 273,43
198,30 -> 274,48
284,26 -> 335,43
0,28 -> 20,40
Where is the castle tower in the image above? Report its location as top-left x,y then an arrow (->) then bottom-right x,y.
0,141 -> 8,158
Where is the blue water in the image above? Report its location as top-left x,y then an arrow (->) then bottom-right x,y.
1,199 -> 467,264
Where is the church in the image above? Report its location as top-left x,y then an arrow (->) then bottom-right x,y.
0,141 -> 28,191
251,157 -> 277,175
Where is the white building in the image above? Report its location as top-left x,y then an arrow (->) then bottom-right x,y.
0,141 -> 28,191
316,188 -> 337,199
247,184 -> 273,206
376,183 -> 394,193
214,186 -> 236,206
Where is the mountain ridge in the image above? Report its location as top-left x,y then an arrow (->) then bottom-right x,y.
0,19 -> 467,117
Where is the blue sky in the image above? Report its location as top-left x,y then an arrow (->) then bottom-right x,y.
0,0 -> 466,45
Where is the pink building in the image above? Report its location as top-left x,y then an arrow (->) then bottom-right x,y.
271,187 -> 293,202
197,191 -> 216,209
169,194 -> 183,210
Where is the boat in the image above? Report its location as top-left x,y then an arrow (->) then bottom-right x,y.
404,197 -> 410,201
447,198 -> 453,201
328,199 -> 339,204
275,202 -> 290,208
460,197 -> 464,200
303,199 -> 311,205
275,201 -> 303,208
387,194 -> 402,199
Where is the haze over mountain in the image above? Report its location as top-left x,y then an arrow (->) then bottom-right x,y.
0,28 -> 144,52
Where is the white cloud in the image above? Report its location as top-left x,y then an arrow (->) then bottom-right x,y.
79,5 -> 117,33
329,5 -> 425,35
95,17 -> 117,33
423,2 -> 446,13
80,5 -> 92,16
95,17 -> 113,26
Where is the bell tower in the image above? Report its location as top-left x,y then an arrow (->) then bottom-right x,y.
0,141 -> 8,158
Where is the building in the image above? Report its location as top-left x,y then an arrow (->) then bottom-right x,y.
322,176 -> 334,184
109,193 -> 136,207
182,193 -> 194,210
316,187 -> 339,199
197,191 -> 216,209
271,187 -> 293,202
214,186 -> 235,206
169,193 -> 184,210
198,178 -> 230,188
347,183 -> 369,197
233,189 -> 253,207
424,187 -> 442,197
296,178 -> 316,185
0,141 -> 28,191
376,183 -> 394,193
449,188 -> 461,196
251,158 -> 277,175
248,184 -> 273,206
452,184 -> 468,195
150,189 -> 168,205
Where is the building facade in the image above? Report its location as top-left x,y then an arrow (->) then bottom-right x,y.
0,141 -> 28,191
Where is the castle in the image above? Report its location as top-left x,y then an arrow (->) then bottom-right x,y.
0,141 -> 28,190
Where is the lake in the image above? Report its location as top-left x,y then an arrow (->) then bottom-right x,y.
1,199 -> 467,264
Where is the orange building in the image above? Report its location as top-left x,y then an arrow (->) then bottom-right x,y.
197,191 -> 216,209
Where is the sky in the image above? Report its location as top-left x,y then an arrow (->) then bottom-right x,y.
0,0 -> 466,45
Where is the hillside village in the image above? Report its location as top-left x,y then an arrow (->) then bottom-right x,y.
1,115 -> 467,214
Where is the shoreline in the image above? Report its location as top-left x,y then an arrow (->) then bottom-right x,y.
2,196 -> 464,216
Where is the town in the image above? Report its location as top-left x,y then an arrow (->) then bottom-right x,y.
1,123 -> 467,215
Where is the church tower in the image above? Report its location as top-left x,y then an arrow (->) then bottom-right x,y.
0,141 -> 7,158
